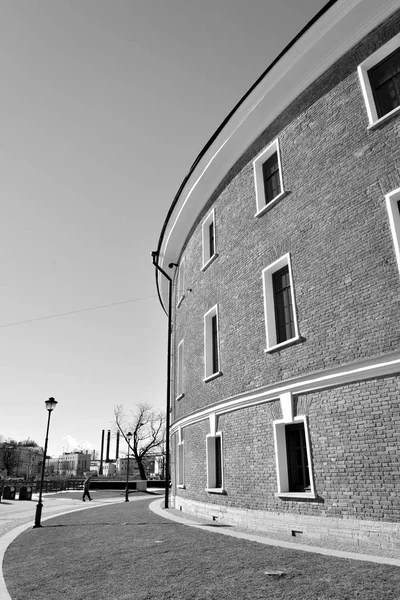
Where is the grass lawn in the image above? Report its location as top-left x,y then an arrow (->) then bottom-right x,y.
4,497 -> 400,600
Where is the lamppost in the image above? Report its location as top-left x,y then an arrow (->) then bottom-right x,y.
125,432 -> 132,502
33,397 -> 58,528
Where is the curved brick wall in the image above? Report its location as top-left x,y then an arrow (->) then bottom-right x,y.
164,7 -> 400,558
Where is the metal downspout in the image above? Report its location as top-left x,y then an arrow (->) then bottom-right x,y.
151,251 -> 173,509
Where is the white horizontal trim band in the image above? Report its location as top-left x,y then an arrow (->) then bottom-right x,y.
171,350 -> 400,434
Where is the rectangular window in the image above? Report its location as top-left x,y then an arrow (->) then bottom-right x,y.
209,221 -> 215,258
176,340 -> 184,400
211,315 -> 219,374
215,435 -> 222,489
178,441 -> 185,487
262,253 -> 300,352
202,208 -> 218,270
285,423 -> 310,493
253,138 -> 285,217
273,415 -> 315,498
369,47 -> 400,119
177,259 -> 185,307
358,33 -> 400,127
262,152 -> 281,204
204,305 -> 222,381
272,266 -> 295,344
206,433 -> 223,491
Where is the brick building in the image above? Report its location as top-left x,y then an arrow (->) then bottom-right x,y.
154,1 -> 400,558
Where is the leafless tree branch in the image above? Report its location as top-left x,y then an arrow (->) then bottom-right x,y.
113,403 -> 165,480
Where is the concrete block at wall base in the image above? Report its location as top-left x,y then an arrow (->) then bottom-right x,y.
136,481 -> 147,492
172,496 -> 400,559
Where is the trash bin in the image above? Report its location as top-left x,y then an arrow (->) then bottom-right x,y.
3,486 -> 16,500
19,486 -> 32,500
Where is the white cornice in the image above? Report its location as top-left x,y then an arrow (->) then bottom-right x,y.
171,350 -> 400,434
157,0 -> 400,309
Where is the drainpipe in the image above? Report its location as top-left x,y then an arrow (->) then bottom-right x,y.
151,251 -> 173,509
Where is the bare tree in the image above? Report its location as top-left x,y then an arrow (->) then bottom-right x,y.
0,440 -> 19,476
114,403 -> 165,480
18,438 -> 39,447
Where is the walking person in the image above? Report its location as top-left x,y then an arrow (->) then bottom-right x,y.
82,474 -> 93,502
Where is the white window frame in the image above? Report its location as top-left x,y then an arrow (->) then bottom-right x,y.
262,253 -> 300,353
176,258 -> 185,307
273,415 -> 316,500
203,304 -> 222,382
176,340 -> 184,401
177,428 -> 185,488
201,208 -> 218,271
253,138 -> 285,217
386,187 -> 400,275
358,32 -> 400,128
206,432 -> 224,493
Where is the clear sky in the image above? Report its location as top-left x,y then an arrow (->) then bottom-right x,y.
0,0 -> 327,458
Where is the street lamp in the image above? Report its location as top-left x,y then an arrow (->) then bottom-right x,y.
125,432 -> 132,502
33,397 -> 58,528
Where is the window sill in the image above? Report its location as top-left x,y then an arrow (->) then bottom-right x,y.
176,295 -> 185,309
177,484 -> 186,489
255,190 -> 287,218
368,105 -> 400,130
275,492 -> 317,500
176,393 -> 185,402
264,335 -> 302,354
201,253 -> 218,272
203,371 -> 223,383
206,487 -> 226,494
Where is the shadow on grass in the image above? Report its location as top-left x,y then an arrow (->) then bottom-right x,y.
42,522 -> 176,528
197,523 -> 233,528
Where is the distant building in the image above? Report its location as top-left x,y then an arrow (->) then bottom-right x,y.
117,454 -> 162,479
49,451 -> 91,477
0,445 -> 43,479
117,457 -> 140,478
154,2 -> 400,559
100,461 -> 116,477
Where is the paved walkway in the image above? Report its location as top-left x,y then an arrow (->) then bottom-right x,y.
1,491 -> 399,599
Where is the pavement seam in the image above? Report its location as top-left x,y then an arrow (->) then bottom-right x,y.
149,498 -> 400,567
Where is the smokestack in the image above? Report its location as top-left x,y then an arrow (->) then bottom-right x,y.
99,430 -> 105,475
106,430 -> 111,463
115,430 -> 120,460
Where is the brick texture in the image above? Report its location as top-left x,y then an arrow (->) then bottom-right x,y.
169,10 -> 400,556
172,10 -> 400,422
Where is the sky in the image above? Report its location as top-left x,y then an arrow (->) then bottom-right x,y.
0,0 -> 327,458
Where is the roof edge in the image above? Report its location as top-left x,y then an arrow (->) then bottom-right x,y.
153,0 -> 339,311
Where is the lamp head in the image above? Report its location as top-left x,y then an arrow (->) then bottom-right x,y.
45,397 -> 58,412
126,431 -> 132,441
